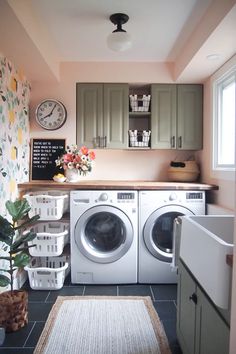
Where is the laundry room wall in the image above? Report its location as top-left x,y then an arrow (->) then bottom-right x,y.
29,61 -> 196,182
0,54 -> 31,215
0,54 -> 31,291
196,54 -> 236,212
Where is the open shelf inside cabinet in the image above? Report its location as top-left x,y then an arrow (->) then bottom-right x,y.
128,84 -> 151,148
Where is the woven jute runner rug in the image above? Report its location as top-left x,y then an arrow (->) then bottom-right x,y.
34,296 -> 171,354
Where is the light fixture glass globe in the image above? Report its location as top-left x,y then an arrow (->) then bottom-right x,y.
107,32 -> 132,52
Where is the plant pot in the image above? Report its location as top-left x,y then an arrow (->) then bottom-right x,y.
0,290 -> 28,332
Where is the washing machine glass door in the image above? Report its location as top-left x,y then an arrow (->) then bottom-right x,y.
74,205 -> 133,263
144,205 -> 193,263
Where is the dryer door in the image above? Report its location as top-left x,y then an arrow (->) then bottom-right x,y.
74,205 -> 133,263
143,205 -> 194,263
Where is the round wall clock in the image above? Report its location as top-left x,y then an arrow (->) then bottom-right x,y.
35,99 -> 67,130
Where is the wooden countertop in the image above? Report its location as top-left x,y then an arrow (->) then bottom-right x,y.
18,180 -> 218,191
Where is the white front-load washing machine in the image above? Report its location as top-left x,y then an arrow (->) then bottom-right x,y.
139,190 -> 205,283
70,190 -> 138,284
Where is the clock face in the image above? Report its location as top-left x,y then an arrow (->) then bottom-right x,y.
35,99 -> 67,130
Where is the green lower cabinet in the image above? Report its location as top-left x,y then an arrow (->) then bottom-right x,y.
195,286 -> 229,354
177,261 -> 230,354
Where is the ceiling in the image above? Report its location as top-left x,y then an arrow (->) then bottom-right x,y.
1,0 -> 236,83
31,0 -> 212,62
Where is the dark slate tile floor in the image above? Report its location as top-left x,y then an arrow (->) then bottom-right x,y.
0,276 -> 182,354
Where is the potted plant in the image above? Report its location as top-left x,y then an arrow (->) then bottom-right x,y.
0,198 -> 39,332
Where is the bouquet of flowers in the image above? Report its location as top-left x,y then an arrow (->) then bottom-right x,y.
55,144 -> 95,176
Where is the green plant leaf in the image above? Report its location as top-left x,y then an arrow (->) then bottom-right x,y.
13,252 -> 31,267
22,230 -> 37,242
15,214 -> 40,231
6,198 -> 31,222
11,230 -> 37,251
0,215 -> 14,244
0,274 -> 10,287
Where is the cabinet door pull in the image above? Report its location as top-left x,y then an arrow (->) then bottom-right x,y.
178,136 -> 182,148
171,136 -> 175,148
189,293 -> 198,304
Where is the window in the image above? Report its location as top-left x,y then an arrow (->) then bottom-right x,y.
213,67 -> 236,170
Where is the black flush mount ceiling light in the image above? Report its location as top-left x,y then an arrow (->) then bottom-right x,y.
107,13 -> 132,52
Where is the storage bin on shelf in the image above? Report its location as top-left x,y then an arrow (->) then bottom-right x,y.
24,249 -> 70,290
129,94 -> 151,112
23,190 -> 69,220
129,130 -> 151,147
27,221 -> 69,257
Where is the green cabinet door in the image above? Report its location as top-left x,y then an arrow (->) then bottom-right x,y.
177,261 -> 196,354
177,85 -> 203,150
151,84 -> 176,149
177,261 -> 230,354
151,84 -> 203,150
195,287 -> 229,354
76,83 -> 103,148
104,84 -> 129,149
76,83 -> 128,149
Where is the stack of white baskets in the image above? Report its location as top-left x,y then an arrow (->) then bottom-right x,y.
23,190 -> 70,290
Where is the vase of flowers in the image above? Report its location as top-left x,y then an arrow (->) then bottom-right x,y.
55,145 -> 95,182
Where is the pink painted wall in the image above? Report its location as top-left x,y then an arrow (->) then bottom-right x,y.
196,54 -> 236,211
29,62 -> 195,181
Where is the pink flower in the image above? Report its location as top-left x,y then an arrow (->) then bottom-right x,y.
63,153 -> 74,163
74,155 -> 81,163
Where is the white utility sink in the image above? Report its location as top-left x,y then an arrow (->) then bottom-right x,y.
179,215 -> 234,309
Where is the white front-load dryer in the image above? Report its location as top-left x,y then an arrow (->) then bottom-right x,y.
70,190 -> 138,284
139,190 -> 205,283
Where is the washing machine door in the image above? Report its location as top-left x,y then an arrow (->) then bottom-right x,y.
74,205 -> 133,264
143,205 -> 194,263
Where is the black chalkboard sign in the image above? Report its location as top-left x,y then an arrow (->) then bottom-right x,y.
31,138 -> 66,180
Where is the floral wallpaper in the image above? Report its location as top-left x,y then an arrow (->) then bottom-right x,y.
0,56 -> 30,215
0,55 -> 30,290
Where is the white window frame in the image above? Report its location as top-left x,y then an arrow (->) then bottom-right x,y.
213,66 -> 236,174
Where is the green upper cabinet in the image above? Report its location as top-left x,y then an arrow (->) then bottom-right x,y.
151,84 -> 203,150
76,83 -> 103,148
76,83 -> 129,149
177,84 -> 203,150
151,84 -> 177,149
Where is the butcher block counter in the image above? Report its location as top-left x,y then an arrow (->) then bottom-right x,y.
18,180 -> 218,192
